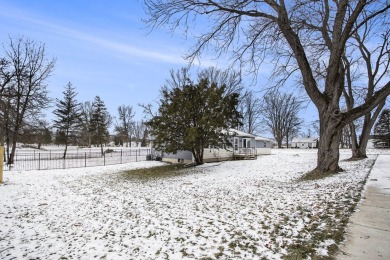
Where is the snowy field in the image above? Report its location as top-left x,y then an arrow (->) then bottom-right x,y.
0,149 -> 381,259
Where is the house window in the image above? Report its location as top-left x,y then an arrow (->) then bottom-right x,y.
243,138 -> 251,148
264,142 -> 266,148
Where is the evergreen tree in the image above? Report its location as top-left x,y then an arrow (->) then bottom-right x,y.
89,96 -> 111,155
54,130 -> 66,146
147,78 -> 241,165
373,109 -> 390,148
53,82 -> 82,158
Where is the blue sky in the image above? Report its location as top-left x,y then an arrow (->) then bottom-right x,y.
0,0 -> 318,134
0,0 -> 197,119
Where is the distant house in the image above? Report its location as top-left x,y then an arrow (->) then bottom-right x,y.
291,137 -> 318,149
157,128 -> 270,164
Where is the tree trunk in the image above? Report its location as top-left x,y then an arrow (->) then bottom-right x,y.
350,102 -> 385,159
6,134 -> 10,164
63,143 -> 68,159
286,132 -> 289,148
8,137 -> 17,165
277,138 -> 283,148
349,122 -> 362,156
314,110 -> 345,173
192,148 -> 204,165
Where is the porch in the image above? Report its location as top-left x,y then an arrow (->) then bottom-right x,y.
233,148 -> 257,160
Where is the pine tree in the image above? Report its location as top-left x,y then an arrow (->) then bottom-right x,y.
89,96 -> 111,155
147,78 -> 241,165
373,109 -> 390,148
53,82 -> 82,158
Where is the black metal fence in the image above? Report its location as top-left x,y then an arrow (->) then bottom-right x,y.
6,148 -> 152,171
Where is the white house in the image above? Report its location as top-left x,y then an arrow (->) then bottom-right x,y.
291,137 -> 318,148
254,136 -> 273,155
159,128 -> 261,164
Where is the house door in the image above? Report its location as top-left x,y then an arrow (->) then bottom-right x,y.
234,138 -> 239,152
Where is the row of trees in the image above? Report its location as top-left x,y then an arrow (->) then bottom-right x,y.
0,36 -> 148,164
50,83 -> 150,158
53,84 -> 112,158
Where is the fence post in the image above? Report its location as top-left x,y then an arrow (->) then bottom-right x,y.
104,152 -> 106,166
121,150 -> 122,164
136,150 -> 138,162
0,146 -> 4,184
38,153 -> 41,170
85,152 -> 87,167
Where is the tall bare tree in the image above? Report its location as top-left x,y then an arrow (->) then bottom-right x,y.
115,105 -> 135,147
80,101 -> 94,147
1,37 -> 55,164
133,120 -> 146,147
240,90 -> 262,134
144,0 -> 390,174
343,16 -> 390,159
262,90 -> 302,148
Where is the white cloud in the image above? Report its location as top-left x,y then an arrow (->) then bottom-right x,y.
0,7 -> 188,65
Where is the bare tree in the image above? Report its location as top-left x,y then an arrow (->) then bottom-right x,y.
133,120 -> 145,147
262,90 -> 303,148
197,67 -> 244,96
19,119 -> 52,149
1,37 -> 55,164
144,0 -> 390,174
165,67 -> 243,95
286,123 -> 301,149
1,57 -> 15,148
115,105 -> 135,147
140,66 -> 243,124
340,125 -> 352,149
343,16 -> 390,159
80,101 -> 94,147
240,90 -> 262,134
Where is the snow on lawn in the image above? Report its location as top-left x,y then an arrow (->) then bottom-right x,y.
0,149 -> 378,259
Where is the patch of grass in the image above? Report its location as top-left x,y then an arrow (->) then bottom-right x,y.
300,169 -> 340,181
342,156 -> 367,162
121,164 -> 188,181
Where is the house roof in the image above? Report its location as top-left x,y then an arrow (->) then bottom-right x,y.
227,128 -> 256,138
291,137 -> 318,143
255,136 -> 272,142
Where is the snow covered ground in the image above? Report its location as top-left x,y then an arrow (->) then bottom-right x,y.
0,149 -> 381,259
